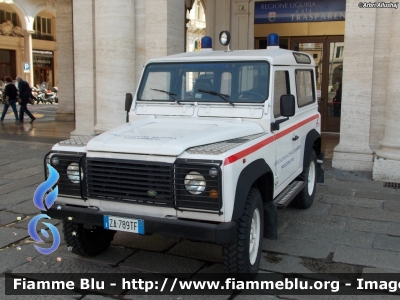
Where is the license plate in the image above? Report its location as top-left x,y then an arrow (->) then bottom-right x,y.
103,215 -> 144,234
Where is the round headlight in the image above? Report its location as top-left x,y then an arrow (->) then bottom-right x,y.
184,171 -> 206,195
66,162 -> 83,184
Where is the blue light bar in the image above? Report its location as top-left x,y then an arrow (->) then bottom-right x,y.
267,33 -> 279,47
201,36 -> 212,49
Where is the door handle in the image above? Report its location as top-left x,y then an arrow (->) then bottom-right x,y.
292,135 -> 299,141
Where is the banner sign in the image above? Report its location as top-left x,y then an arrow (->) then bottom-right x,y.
255,0 -> 346,24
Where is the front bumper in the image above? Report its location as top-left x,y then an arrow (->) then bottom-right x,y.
45,205 -> 237,245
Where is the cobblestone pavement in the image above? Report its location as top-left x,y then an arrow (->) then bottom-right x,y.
1,131 -> 400,299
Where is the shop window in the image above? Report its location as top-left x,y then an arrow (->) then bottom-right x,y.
295,70 -> 315,107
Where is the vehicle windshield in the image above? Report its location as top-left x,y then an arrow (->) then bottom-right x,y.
137,61 -> 269,104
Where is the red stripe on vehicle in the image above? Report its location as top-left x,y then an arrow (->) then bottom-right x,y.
223,114 -> 319,166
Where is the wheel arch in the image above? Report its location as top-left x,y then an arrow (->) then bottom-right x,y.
232,159 -> 273,220
303,129 -> 321,170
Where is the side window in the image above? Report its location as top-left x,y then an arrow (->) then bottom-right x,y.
295,70 -> 315,107
273,71 -> 290,118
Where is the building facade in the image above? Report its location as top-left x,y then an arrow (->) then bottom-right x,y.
54,0 -> 400,183
0,0 -> 57,88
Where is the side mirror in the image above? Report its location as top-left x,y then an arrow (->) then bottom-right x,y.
280,94 -> 295,117
125,93 -> 133,123
125,93 -> 133,112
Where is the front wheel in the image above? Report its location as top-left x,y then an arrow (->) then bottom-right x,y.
293,150 -> 317,209
222,188 -> 264,276
63,220 -> 115,256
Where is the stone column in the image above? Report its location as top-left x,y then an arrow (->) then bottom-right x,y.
135,0 -> 185,102
332,0 -> 375,171
55,0 -> 75,121
373,8 -> 400,183
70,0 -> 96,136
369,7 -> 391,152
23,31 -> 34,85
93,0 -> 136,132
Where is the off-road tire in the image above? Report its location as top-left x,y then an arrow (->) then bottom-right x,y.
293,150 -> 317,209
222,188 -> 264,277
63,220 -> 115,256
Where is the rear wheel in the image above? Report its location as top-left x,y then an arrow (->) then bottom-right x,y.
293,151 -> 317,209
222,188 -> 264,276
63,221 -> 115,256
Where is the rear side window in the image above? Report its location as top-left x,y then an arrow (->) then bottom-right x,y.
273,71 -> 290,118
295,70 -> 315,107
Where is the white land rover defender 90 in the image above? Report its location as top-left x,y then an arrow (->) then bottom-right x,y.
44,33 -> 324,275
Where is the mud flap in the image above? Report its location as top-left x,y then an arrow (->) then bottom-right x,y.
316,153 -> 324,183
263,201 -> 277,240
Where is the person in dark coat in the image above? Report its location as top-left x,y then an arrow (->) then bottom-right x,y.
333,83 -> 342,117
16,75 -> 36,123
0,76 -> 19,123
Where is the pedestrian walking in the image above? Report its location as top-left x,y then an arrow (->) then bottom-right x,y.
16,75 -> 36,123
0,76 -> 19,123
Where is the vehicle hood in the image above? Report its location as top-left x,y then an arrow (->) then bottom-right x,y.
86,118 -> 264,156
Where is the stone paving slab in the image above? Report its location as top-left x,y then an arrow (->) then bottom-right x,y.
354,190 -> 399,201
279,223 -> 374,248
197,263 -> 224,273
333,245 -> 400,272
76,245 -> 135,266
0,211 -> 20,226
0,178 -> 11,186
288,198 -> 331,214
260,253 -> 311,274
373,234 -> 400,252
0,174 -> 42,195
0,185 -> 36,208
111,232 -> 177,253
383,200 -> 400,212
0,156 -> 46,177
330,205 -> 400,223
278,210 -> 347,229
320,194 -> 384,209
3,165 -> 44,181
6,199 -> 40,215
324,177 -> 392,193
0,228 -> 30,249
166,240 -> 222,263
0,244 -> 43,274
346,218 -> 400,237
262,236 -> 335,259
119,251 -> 205,275
314,185 -> 354,197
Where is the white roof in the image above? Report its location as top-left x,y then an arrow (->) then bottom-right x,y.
147,47 -> 315,66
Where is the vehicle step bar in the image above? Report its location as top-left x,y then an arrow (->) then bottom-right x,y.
273,180 -> 305,209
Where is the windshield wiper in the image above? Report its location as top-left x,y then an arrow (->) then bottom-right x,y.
197,89 -> 234,106
150,88 -> 181,105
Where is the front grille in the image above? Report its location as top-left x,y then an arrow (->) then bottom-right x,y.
174,160 -> 222,212
86,158 -> 174,206
44,152 -> 86,198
